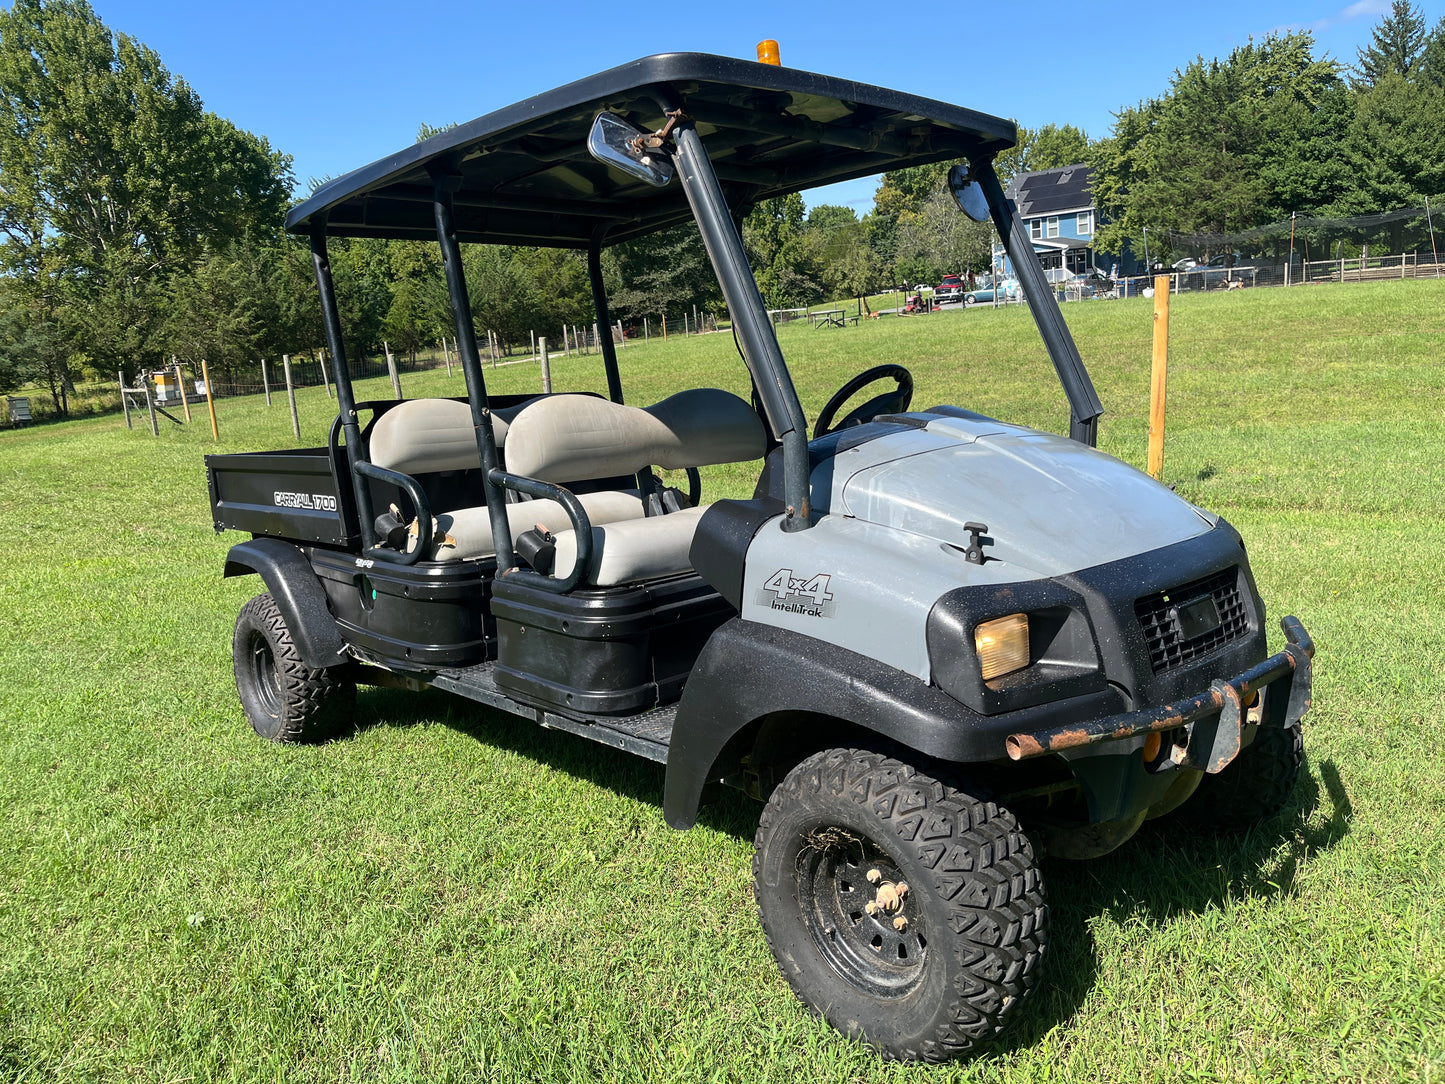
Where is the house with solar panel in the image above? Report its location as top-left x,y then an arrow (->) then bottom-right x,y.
993,163 -> 1138,282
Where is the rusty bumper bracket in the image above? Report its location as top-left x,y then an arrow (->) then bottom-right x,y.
1005,616 -> 1314,773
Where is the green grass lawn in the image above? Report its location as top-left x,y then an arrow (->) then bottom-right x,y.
1,280 -> 1443,1082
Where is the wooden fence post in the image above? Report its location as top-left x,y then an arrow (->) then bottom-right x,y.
318,350 -> 332,398
539,336 -> 551,393
118,370 -> 132,429
644,318 -> 650,344
383,341 -> 402,400
1147,275 -> 1170,481
143,379 -> 158,437
261,357 -> 272,406
442,338 -> 452,376
617,320 -> 625,347
173,358 -> 192,423
201,359 -> 219,441
283,354 -> 300,440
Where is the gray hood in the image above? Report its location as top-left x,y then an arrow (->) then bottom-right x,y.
825,414 -> 1215,578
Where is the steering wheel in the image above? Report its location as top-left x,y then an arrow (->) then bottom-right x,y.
813,364 -> 914,439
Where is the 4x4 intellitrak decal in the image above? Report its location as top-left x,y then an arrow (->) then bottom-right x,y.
755,568 -> 837,618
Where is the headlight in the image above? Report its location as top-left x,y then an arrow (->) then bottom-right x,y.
975,613 -> 1029,680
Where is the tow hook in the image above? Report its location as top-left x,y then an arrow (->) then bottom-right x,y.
864,868 -> 910,930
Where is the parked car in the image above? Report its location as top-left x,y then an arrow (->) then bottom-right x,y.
1176,253 -> 1254,289
963,276 -> 1021,304
1071,267 -> 1114,298
1202,252 -> 1255,287
934,274 -> 965,303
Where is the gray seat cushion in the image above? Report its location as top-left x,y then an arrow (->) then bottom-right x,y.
370,397 -> 535,474
505,390 -> 765,482
551,505 -> 708,586
409,490 -> 646,563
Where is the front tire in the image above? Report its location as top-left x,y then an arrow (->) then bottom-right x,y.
232,592 -> 355,743
753,748 -> 1046,1063
1184,723 -> 1303,830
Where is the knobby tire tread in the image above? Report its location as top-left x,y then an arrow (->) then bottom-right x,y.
1187,723 -> 1303,830
234,592 -> 353,743
754,747 -> 1047,1063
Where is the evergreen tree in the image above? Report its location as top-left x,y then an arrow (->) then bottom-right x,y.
1091,33 -> 1343,262
1352,0 -> 1427,86
1335,72 -> 1445,213
1418,14 -> 1445,86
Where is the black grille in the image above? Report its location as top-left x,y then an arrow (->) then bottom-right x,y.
1134,568 -> 1250,674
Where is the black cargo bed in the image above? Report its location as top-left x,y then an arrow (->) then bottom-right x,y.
206,447 -> 355,547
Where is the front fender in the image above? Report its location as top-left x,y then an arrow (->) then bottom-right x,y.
662,618 -> 1124,828
224,538 -> 347,668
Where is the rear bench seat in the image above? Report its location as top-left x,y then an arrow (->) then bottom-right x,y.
367,397 -> 646,562
503,389 -> 766,586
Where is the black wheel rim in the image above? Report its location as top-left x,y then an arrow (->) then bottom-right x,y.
796,830 -> 927,998
247,630 -> 282,718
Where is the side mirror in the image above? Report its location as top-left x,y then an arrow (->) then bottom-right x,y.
587,112 -> 674,188
947,163 -> 990,222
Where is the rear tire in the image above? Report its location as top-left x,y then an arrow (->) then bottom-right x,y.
753,748 -> 1046,1063
232,592 -> 354,743
1184,724 -> 1303,831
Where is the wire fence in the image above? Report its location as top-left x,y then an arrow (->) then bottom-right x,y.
19,312 -> 731,423
1032,205 -> 1444,303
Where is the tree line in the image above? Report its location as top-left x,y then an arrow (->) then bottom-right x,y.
1089,1 -> 1445,262
2,0 -> 1442,415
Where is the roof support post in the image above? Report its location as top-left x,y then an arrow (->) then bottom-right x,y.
587,226 -> 624,404
431,167 -> 517,572
670,121 -> 812,530
973,158 -> 1104,445
309,224 -> 378,548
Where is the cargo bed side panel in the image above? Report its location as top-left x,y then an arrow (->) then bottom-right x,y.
206,449 -> 354,547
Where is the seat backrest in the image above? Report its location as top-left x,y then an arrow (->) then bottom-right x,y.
369,398 -> 533,474
504,389 -> 767,482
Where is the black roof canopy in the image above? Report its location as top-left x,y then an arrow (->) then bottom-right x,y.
286,53 -> 1017,249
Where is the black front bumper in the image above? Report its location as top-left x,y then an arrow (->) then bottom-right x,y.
1005,615 -> 1314,775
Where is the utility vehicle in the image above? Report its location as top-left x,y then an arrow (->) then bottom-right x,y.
206,51 -> 1314,1063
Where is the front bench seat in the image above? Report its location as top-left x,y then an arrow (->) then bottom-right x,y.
504,389 -> 766,586
368,397 -> 646,562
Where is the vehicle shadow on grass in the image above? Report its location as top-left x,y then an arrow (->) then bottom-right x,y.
350,691 -> 1352,1061
352,687 -> 682,813
352,687 -> 773,834
983,756 -> 1352,1057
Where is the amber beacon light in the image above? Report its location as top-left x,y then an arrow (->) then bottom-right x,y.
756,39 -> 781,65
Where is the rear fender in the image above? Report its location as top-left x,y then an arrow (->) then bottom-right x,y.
224,538 -> 347,668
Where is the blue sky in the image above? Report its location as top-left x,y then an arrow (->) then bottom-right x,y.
88,0 -> 1443,214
